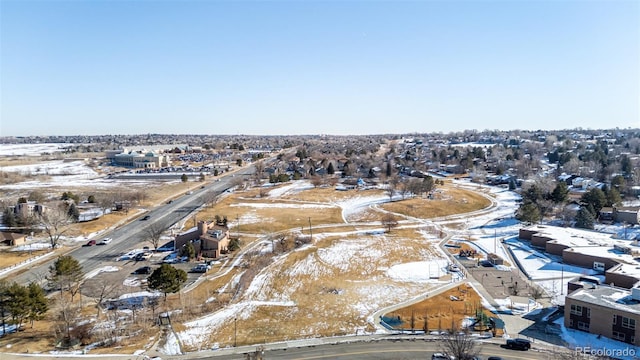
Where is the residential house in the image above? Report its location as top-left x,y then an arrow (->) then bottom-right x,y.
0,232 -> 26,246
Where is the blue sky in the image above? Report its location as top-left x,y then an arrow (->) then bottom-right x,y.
1,1 -> 638,136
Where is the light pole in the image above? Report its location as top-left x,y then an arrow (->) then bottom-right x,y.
308,217 -> 312,242
234,317 -> 237,347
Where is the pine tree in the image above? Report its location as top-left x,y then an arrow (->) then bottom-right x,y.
2,208 -> 16,227
327,162 -> 335,175
6,282 -> 29,329
181,173 -> 188,182
47,256 -> 84,300
67,203 -> 79,222
551,182 -> 569,203
26,282 -> 48,328
147,264 -> 187,300
515,202 -> 541,224
575,207 -> 595,229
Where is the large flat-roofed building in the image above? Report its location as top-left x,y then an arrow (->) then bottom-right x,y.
520,225 -> 640,289
565,285 -> 640,345
113,150 -> 171,168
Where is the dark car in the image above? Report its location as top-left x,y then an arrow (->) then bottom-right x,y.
141,215 -> 151,221
506,338 -> 531,350
488,357 -> 503,360
83,240 -> 96,247
132,266 -> 152,275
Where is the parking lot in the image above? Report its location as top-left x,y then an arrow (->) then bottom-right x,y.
82,250 -> 211,299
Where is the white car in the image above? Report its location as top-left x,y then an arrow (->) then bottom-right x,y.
98,238 -> 112,245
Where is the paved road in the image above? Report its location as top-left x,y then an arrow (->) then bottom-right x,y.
6,166 -> 256,286
0,337 -> 560,360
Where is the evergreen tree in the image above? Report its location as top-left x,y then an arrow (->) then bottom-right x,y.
327,162 -> 335,175
605,187 -> 622,207
508,178 -> 517,191
180,243 -> 196,261
386,162 -> 392,177
580,188 -> 607,214
67,203 -> 79,222
87,195 -> 96,203
515,202 -> 541,224
181,173 -> 188,182
26,282 -> 48,328
575,207 -> 595,229
0,281 -> 8,335
2,208 -> 17,228
147,264 -> 187,300
47,256 -> 84,300
5,282 -> 28,329
551,182 -> 569,203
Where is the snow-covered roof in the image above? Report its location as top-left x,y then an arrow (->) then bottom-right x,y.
569,286 -> 640,315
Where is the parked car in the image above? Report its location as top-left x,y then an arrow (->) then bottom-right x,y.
84,240 -> 96,247
191,264 -> 211,273
98,238 -> 112,245
141,215 -> 151,221
506,338 -> 531,350
132,266 -> 152,275
135,252 -> 153,261
431,353 -> 455,360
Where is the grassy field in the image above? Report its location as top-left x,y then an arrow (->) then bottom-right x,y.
0,177 -> 497,354
381,184 -> 491,219
383,283 -> 500,335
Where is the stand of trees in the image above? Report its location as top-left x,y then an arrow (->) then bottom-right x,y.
0,280 -> 48,335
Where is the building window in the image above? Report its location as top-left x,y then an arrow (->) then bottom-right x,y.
613,315 -> 617,325
577,321 -> 590,331
632,335 -> 636,344
586,308 -> 591,319
570,304 -> 583,316
622,317 -> 636,330
569,319 -> 574,327
613,331 -> 626,341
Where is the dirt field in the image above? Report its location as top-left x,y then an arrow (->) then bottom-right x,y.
383,283 -> 502,336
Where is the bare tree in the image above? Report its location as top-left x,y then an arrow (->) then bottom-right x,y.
253,160 -> 265,181
386,176 -> 399,201
145,223 -> 165,251
439,332 -> 481,360
94,281 -> 119,318
381,213 -> 399,232
310,175 -> 324,188
38,203 -> 73,249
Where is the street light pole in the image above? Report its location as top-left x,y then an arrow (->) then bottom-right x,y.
234,317 -> 237,347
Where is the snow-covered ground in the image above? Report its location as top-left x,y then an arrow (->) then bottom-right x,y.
556,317 -> 640,360
0,143 -> 71,156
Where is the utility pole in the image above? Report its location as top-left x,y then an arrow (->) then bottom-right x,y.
308,217 -> 312,243
234,317 -> 237,347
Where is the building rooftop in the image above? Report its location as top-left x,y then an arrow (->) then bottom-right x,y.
569,286 -> 640,316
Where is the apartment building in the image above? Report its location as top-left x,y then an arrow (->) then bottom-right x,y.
565,285 -> 640,345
